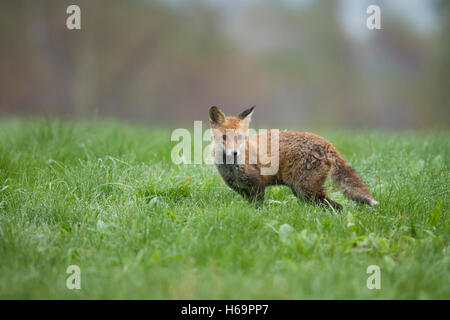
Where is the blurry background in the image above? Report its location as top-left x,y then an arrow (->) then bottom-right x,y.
0,0 -> 448,129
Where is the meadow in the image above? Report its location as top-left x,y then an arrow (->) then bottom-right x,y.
0,118 -> 448,299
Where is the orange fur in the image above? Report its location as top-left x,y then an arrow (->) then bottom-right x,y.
209,106 -> 378,209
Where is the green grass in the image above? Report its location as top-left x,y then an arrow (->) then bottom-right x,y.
0,118 -> 448,299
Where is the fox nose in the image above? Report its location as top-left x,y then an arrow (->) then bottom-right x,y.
233,151 -> 238,156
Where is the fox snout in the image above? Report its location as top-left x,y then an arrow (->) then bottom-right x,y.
225,148 -> 240,157
212,130 -> 247,157
223,146 -> 243,165
212,133 -> 246,164
217,139 -> 244,157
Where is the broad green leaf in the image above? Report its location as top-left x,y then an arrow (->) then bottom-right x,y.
279,224 -> 295,245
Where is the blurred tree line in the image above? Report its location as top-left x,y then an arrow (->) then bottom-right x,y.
0,0 -> 448,129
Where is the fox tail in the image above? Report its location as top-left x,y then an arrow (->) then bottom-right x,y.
329,150 -> 378,206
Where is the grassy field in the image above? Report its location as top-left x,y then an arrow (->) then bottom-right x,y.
0,118 -> 448,299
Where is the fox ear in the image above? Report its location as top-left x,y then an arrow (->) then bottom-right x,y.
238,105 -> 255,126
209,106 -> 225,126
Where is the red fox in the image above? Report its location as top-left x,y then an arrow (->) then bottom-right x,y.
209,106 -> 378,210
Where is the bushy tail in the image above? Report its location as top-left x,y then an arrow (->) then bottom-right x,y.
330,152 -> 378,206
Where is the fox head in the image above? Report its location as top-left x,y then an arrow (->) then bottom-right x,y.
209,105 -> 255,159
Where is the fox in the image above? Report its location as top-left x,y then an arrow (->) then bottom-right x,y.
209,105 -> 378,210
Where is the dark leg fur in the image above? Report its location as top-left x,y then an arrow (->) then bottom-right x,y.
237,187 -> 265,205
292,186 -> 343,210
290,162 -> 343,210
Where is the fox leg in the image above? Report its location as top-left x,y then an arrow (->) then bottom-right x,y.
290,184 -> 342,210
290,164 -> 343,210
308,188 -> 343,210
238,186 -> 265,205
247,187 -> 265,205
254,187 -> 265,203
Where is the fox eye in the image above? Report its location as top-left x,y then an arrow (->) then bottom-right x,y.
222,135 -> 227,141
